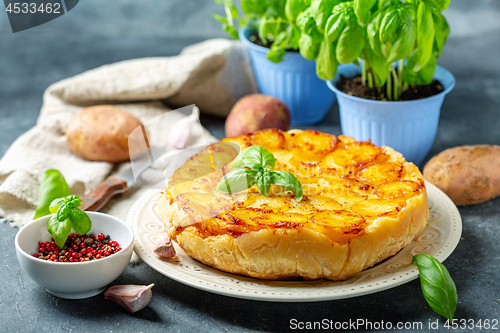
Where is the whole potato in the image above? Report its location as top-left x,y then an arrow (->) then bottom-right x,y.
225,94 -> 290,137
66,105 -> 148,163
423,145 -> 500,206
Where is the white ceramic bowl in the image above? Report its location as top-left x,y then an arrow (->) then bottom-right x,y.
15,212 -> 134,299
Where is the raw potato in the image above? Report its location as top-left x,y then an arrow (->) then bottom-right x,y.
423,145 -> 500,206
66,105 -> 148,163
225,94 -> 290,137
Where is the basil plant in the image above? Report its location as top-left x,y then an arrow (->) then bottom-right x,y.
214,0 -> 450,100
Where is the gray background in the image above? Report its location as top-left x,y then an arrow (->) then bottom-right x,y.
1,1 -> 499,332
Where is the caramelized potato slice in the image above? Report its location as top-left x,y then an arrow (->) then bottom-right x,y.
284,199 -> 321,215
356,162 -> 403,185
252,129 -> 287,151
207,142 -> 240,171
349,183 -> 376,196
308,195 -> 344,211
251,211 -> 308,228
375,180 -> 424,200
369,151 -> 392,165
302,183 -> 324,196
334,191 -> 368,208
292,161 -> 321,179
196,217 -> 238,238
296,174 -> 321,184
248,194 -> 295,212
221,135 -> 252,150
325,142 -> 383,167
171,166 -> 212,183
273,150 -> 294,166
177,193 -> 234,221
321,166 -> 358,181
210,210 -> 263,235
180,201 -> 211,223
202,210 -> 304,237
309,210 -> 366,243
351,198 -> 406,218
170,169 -> 226,197
222,208 -> 262,224
337,135 -> 357,144
231,191 -> 259,207
246,192 -> 318,215
291,130 -> 337,161
318,177 -> 374,196
222,208 -> 306,231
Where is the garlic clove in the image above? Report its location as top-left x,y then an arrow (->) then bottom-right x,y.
169,107 -> 200,149
153,236 -> 176,259
104,284 -> 154,313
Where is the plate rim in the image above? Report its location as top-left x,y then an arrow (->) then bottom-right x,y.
127,181 -> 462,302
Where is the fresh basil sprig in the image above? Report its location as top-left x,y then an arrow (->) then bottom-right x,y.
217,169 -> 258,194
231,145 -> 276,171
217,146 -> 303,201
413,254 -> 458,321
34,169 -> 70,219
47,195 -> 91,249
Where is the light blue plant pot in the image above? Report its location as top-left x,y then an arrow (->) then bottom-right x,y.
327,64 -> 455,166
239,27 -> 336,125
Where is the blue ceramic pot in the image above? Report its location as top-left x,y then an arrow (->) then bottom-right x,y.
327,64 -> 455,165
239,27 -> 336,125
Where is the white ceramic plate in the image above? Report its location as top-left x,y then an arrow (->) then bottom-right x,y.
127,182 -> 462,302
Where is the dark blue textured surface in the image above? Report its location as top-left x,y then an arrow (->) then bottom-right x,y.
1,1 -> 499,332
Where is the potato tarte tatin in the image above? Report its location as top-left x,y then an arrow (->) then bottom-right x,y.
158,129 -> 428,281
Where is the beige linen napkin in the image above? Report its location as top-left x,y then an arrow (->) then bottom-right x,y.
0,38 -> 257,227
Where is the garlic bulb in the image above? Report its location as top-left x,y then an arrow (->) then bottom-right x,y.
169,107 -> 199,149
104,284 -> 154,313
153,237 -> 176,259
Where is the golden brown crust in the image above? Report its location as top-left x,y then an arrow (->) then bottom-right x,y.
158,129 -> 428,281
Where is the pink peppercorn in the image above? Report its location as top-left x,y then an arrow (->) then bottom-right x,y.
32,233 -> 121,262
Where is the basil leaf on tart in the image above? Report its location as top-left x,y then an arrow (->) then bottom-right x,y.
217,169 -> 257,194
270,170 -> 304,201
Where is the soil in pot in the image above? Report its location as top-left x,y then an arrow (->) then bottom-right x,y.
337,74 -> 444,101
248,33 -> 299,52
